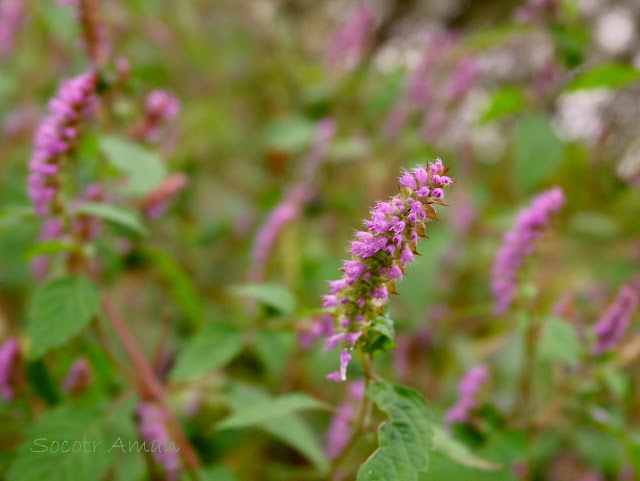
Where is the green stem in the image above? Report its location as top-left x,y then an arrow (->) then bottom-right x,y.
326,352 -> 375,480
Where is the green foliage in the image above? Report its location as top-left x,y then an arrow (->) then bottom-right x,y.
480,87 -> 529,123
263,117 -> 315,154
75,202 -> 148,236
23,240 -> 77,261
431,425 -> 501,471
7,405 -> 114,481
549,23 -> 589,68
99,135 -> 166,197
253,330 -> 296,381
567,63 -> 640,91
217,393 -> 329,430
144,248 -> 204,328
170,324 -> 244,380
363,315 -> 396,354
425,430 -> 528,481
538,316 -> 581,366
514,115 -> 565,190
224,383 -> 329,474
357,382 -> 433,481
195,465 -> 239,481
229,283 -> 297,316
27,276 -> 101,359
0,206 -> 37,232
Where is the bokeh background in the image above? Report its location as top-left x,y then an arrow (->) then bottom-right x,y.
2,0 -> 640,480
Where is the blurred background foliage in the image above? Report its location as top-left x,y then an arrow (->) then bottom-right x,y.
2,0 -> 640,480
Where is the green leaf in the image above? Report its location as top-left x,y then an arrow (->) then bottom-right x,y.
75,202 -> 148,236
7,405 -> 113,481
254,330 -> 296,381
480,87 -> 529,123
363,315 -> 396,354
23,240 -> 77,260
102,397 -> 146,481
99,135 -> 167,196
0,205 -> 37,231
463,24 -> 532,50
263,117 -> 315,153
538,317 -> 580,366
144,248 -> 204,329
224,383 -> 329,474
217,393 -> 329,430
357,382 -> 433,481
596,368 -> 628,399
567,63 -> 640,91
195,465 -> 238,481
170,324 -> 244,380
514,115 -> 565,190
25,360 -> 60,405
569,211 -> 621,239
549,23 -> 589,68
431,425 -> 501,471
229,283 -> 297,316
27,276 -> 101,359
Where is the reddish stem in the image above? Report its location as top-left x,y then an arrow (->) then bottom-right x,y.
100,296 -> 201,473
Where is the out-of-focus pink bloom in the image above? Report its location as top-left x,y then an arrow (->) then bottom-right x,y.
137,402 -> 181,479
28,71 -> 99,217
249,119 -> 336,282
131,90 -> 181,142
445,58 -> 480,102
0,338 -> 20,400
60,0 -> 109,64
324,380 -> 365,459
147,90 -> 180,120
325,5 -> 374,71
491,187 -> 565,314
444,365 -> 489,425
0,0 -> 22,61
515,0 -> 558,22
115,56 -> 131,82
61,357 -> 93,394
30,218 -> 65,279
450,192 -> 476,234
421,108 -> 447,140
552,291 -> 575,318
141,173 -> 189,218
2,106 -> 38,138
299,313 -> 335,349
72,183 -> 107,238
592,285 -> 638,355
578,474 -> 605,481
512,461 -> 529,480
384,105 -> 408,140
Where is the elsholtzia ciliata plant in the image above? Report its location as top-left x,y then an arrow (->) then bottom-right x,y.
2,1 -> 640,480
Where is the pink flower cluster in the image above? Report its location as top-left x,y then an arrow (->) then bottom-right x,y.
249,119 -> 336,282
0,0 -> 22,61
323,159 -> 453,381
444,365 -> 489,425
325,5 -> 374,70
0,338 -> 20,401
592,285 -> 638,355
515,0 -> 558,22
28,71 -> 99,217
137,402 -> 181,479
141,173 -> 189,218
138,89 -> 181,142
61,357 -> 93,394
324,381 -> 366,459
491,187 -> 565,314
385,31 -> 479,141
